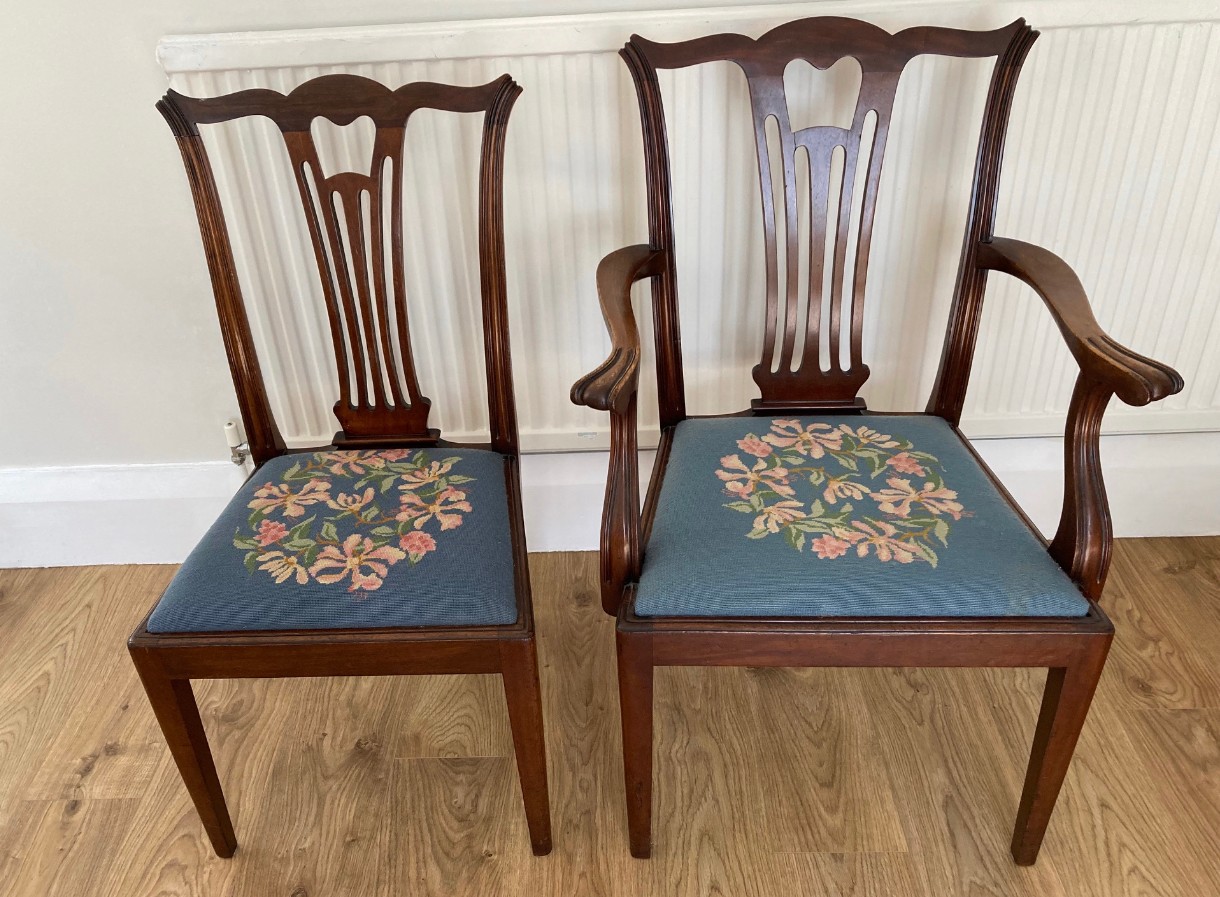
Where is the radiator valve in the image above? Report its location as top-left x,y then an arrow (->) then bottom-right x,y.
224,420 -> 250,466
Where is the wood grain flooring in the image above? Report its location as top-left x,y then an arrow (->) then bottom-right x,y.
0,538 -> 1218,896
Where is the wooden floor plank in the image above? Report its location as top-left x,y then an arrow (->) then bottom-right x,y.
1,540 -> 1218,896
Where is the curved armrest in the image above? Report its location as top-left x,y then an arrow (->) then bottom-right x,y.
570,244 -> 665,614
570,245 -> 665,413
977,237 -> 1183,599
977,238 -> 1183,405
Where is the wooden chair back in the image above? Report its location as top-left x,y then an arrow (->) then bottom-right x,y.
622,18 -> 1037,422
158,74 -> 522,462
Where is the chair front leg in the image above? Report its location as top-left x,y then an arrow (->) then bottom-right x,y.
500,637 -> 553,856
616,630 -> 654,858
130,650 -> 237,857
1011,635 -> 1111,864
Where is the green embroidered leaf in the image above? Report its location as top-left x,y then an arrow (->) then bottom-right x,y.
746,528 -> 769,540
724,501 -> 755,513
282,462 -> 302,480
379,476 -> 398,494
320,521 -> 339,542
448,475 -> 474,484
807,499 -> 826,519
934,518 -> 950,545
910,540 -> 939,568
285,538 -> 315,552
371,525 -> 396,536
791,519 -> 833,534
865,453 -> 889,477
302,545 -> 321,568
830,452 -> 858,472
243,550 -> 260,573
807,469 -> 825,486
288,517 -> 315,543
748,493 -> 765,512
785,527 -> 806,552
247,508 -> 266,527
908,451 -> 938,462
232,536 -> 260,551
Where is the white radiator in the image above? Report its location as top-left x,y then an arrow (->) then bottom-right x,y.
159,1 -> 1220,450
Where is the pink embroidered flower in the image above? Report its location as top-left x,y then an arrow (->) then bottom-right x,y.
399,530 -> 437,561
845,520 -> 917,563
716,454 -> 794,498
822,475 -> 870,505
886,452 -> 926,476
248,478 -> 331,518
327,487 -> 375,515
257,551 -> 309,584
397,487 -> 472,531
873,478 -> 963,520
736,434 -> 773,458
398,459 -> 457,492
840,425 -> 900,448
309,534 -> 406,592
377,448 -> 413,462
255,519 -> 289,547
763,420 -> 843,458
753,500 -> 806,533
317,450 -> 385,476
810,534 -> 852,559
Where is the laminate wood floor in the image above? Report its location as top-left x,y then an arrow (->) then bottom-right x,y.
1,539 -> 1218,896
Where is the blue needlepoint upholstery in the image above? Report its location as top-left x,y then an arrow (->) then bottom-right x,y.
636,415 -> 1089,618
147,448 -> 518,633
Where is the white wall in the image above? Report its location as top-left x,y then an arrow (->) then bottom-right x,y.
1,0 -> 1218,566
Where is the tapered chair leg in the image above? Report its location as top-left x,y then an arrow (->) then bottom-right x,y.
1011,637 -> 1111,865
130,650 -> 237,857
501,637 -> 553,856
616,630 -> 654,859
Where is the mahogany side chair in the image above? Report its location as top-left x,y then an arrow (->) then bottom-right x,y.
571,18 -> 1183,861
129,74 -> 552,857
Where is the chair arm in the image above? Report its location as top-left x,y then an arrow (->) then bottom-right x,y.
977,237 -> 1183,405
570,244 -> 665,615
570,245 -> 665,414
977,237 -> 1184,599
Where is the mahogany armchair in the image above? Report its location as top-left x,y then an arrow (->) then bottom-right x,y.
571,18 -> 1183,861
130,74 -> 551,856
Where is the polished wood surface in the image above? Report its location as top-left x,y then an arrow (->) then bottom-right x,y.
149,73 -> 550,857
1,542 -> 1219,895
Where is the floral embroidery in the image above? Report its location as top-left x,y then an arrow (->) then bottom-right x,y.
716,421 -> 968,567
233,450 -> 475,592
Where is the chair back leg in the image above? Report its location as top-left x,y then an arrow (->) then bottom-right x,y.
130,649 -> 237,857
1011,635 -> 1112,864
500,637 -> 554,856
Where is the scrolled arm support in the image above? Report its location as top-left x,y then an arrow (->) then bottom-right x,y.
571,244 -> 666,614
571,245 -> 665,413
977,237 -> 1184,598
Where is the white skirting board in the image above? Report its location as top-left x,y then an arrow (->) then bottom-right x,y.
0,432 -> 1216,568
